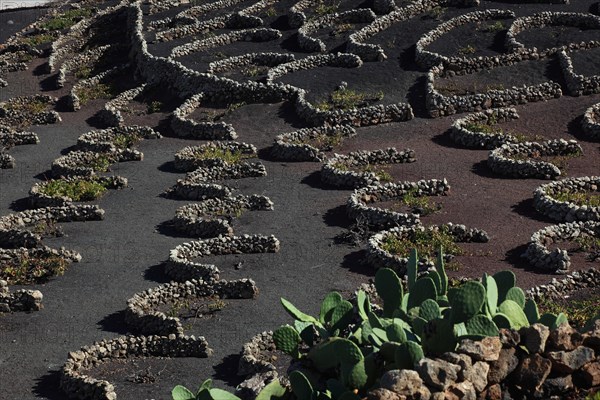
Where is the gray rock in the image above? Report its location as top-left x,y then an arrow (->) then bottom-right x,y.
546,346 -> 595,373
487,348 -> 519,384
456,337 -> 502,361
416,358 -> 460,391
520,324 -> 550,353
380,369 -> 431,399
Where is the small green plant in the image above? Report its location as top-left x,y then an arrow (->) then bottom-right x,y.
77,82 -> 119,105
586,391 -> 600,400
39,178 -> 108,201
481,21 -> 505,33
314,0 -> 340,15
424,6 -> 445,20
172,379 -> 240,400
40,8 -> 93,31
146,100 -> 163,114
538,291 -> 600,330
19,33 -> 55,46
74,65 -> 92,79
381,226 -> 463,260
0,254 -> 69,285
332,23 -> 353,35
396,188 -> 441,216
3,98 -> 49,115
464,122 -> 502,135
264,6 -> 277,17
554,191 -> 600,208
457,45 -> 476,56
191,147 -> 250,164
87,154 -> 114,172
31,219 -> 62,236
112,133 -> 141,149
316,87 -> 384,111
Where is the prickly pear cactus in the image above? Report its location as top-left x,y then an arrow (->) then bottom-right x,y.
449,281 -> 486,323
273,325 -> 301,357
375,268 -> 403,317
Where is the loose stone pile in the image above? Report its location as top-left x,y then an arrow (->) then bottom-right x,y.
347,179 -> 450,229
322,148 -> 416,188
367,224 -> 490,274
487,139 -> 582,180
524,220 -> 600,273
450,108 -> 521,149
533,176 -> 600,222
582,103 -> 600,141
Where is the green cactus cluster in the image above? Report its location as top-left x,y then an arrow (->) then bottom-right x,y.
174,247 -> 595,400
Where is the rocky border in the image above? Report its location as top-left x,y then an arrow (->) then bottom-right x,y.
366,224 -> 490,274
415,9 -> 518,74
236,330 -> 281,398
125,278 -> 258,335
55,44 -> 112,89
297,9 -> 376,53
321,147 -> 416,188
0,153 -> 15,169
558,49 -> 600,97
523,220 -> 600,273
173,141 -> 257,172
582,102 -> 600,141
171,93 -> 237,140
450,108 -> 521,149
487,139 -> 582,180
0,94 -> 61,127
29,176 -> 129,208
166,234 -> 280,282
51,151 -> 121,178
207,52 -> 295,76
60,334 -> 212,400
527,267 -> 600,301
270,124 -> 356,162
426,63 -> 562,118
505,12 -> 600,57
533,176 -> 600,222
67,64 -> 130,111
347,179 -> 450,229
170,27 -> 281,59
98,84 -> 147,127
0,279 -> 43,313
76,125 -> 161,158
170,195 -> 274,238
0,204 -> 104,248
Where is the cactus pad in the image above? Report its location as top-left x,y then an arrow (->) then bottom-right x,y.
319,292 -> 343,324
273,325 -> 301,356
464,314 -> 499,339
407,277 -> 437,310
493,270 -> 516,304
419,298 -> 441,321
498,299 -> 529,329
449,281 -> 486,323
395,340 -> 424,369
524,299 -> 539,325
375,268 -> 403,317
289,370 -> 314,400
505,287 -> 525,308
482,273 -> 498,316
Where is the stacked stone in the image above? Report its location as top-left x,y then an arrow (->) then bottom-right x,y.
450,108 -> 520,149
51,151 -> 119,178
29,176 -> 129,208
558,50 -> 600,96
171,93 -> 238,140
0,125 -> 39,169
60,334 -> 212,400
321,148 -> 416,188
171,195 -> 273,238
77,125 -> 160,157
426,64 -> 562,118
297,9 -> 377,52
370,327 -> 600,400
174,142 -> 257,172
0,153 -> 15,169
506,12 -> 600,56
416,9 -> 516,73
0,279 -> 43,313
347,179 -> 450,229
488,139 -> 582,180
366,223 -> 489,274
0,94 -> 61,126
267,53 -> 363,83
582,103 -> 600,141
67,64 -> 129,111
207,52 -> 295,75
99,84 -> 148,127
523,220 -> 600,273
527,267 -> 600,301
170,27 -> 281,58
348,0 -> 454,62
0,44 -> 42,74
236,331 -> 281,398
270,125 -> 356,162
166,234 -> 280,281
56,45 -> 112,89
533,176 -> 600,222
125,278 -> 258,335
